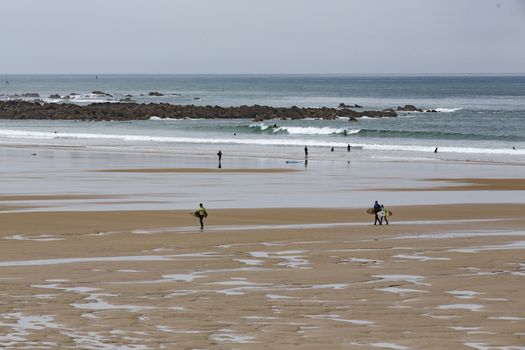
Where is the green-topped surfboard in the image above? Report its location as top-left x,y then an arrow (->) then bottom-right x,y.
366,208 -> 393,216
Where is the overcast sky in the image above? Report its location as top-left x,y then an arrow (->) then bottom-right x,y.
1,0 -> 524,74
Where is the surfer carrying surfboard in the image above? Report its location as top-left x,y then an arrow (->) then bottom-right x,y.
373,201 -> 382,225
380,204 -> 389,225
196,203 -> 208,231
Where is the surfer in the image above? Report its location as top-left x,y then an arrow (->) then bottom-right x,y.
304,146 -> 308,158
380,204 -> 389,225
373,201 -> 382,225
196,203 -> 208,231
434,147 -> 438,153
347,144 -> 351,152
331,147 -> 334,152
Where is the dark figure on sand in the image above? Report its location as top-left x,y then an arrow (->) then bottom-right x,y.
373,201 -> 382,225
347,144 -> 351,152
304,146 -> 308,158
196,203 -> 208,230
217,150 -> 222,168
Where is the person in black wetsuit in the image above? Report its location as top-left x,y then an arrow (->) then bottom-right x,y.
196,203 -> 208,231
304,146 -> 308,158
373,200 -> 382,225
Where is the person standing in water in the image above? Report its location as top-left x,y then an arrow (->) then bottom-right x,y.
347,144 -> 351,152
196,203 -> 208,230
304,146 -> 308,158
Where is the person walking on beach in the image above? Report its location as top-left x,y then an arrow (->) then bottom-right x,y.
380,204 -> 389,225
373,200 -> 382,225
217,150 -> 222,162
196,203 -> 208,231
304,146 -> 308,158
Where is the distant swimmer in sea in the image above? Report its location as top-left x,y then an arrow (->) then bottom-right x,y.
331,147 -> 334,152
304,146 -> 308,158
195,203 -> 208,231
347,144 -> 351,152
513,146 -> 516,150
343,130 -> 348,136
273,123 -> 278,128
434,147 -> 438,153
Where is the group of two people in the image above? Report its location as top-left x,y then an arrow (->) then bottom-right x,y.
373,200 -> 389,225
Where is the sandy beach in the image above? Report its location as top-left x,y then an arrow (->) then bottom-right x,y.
0,142 -> 524,349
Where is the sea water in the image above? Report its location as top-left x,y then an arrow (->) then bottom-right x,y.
0,75 -> 524,162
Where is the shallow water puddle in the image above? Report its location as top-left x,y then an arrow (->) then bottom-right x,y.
209,329 -> 256,344
306,314 -> 375,325
372,274 -> 428,286
249,250 -> 311,269
3,234 -> 63,241
447,290 -> 482,299
450,240 -> 525,253
437,304 -> 484,312
392,253 -> 450,261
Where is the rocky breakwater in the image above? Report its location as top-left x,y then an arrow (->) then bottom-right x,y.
0,100 -> 400,121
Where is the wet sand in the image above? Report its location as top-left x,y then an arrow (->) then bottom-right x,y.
0,204 -> 524,349
383,178 -> 525,192
97,167 -> 301,173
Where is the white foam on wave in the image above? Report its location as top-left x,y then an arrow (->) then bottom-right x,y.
149,116 -> 193,121
435,107 -> 462,113
276,126 -> 357,135
1,128 -> 524,156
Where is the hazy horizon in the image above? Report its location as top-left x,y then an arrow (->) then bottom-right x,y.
2,0 -> 525,74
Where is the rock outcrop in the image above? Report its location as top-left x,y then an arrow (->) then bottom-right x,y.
338,103 -> 363,109
21,93 -> 40,98
0,100 -> 405,121
397,104 -> 423,112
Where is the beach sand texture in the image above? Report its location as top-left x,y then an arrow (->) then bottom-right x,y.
1,204 -> 524,349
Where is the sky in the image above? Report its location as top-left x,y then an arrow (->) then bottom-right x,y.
1,0 -> 525,74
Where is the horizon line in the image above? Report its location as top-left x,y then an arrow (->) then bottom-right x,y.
3,72 -> 525,77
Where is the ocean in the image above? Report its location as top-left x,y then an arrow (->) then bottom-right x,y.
1,75 -> 524,162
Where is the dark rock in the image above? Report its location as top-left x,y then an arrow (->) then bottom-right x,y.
339,103 -> 363,109
48,94 -> 62,99
119,97 -> 134,103
22,93 -> 40,98
148,91 -> 164,96
92,91 -> 113,97
0,101 -> 402,122
397,104 -> 423,112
